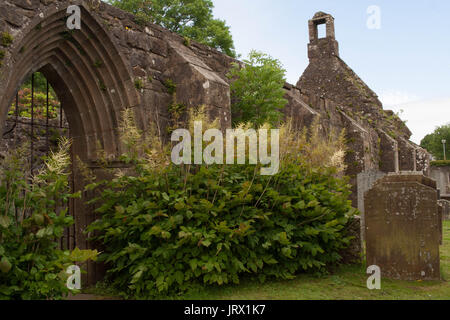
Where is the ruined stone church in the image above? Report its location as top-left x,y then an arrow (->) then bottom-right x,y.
0,1 -> 433,282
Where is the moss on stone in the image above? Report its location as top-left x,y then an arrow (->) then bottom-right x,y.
183,36 -> 191,47
93,60 -> 103,68
134,78 -> 144,90
0,50 -> 4,67
164,79 -> 177,95
1,32 -> 13,47
98,80 -> 107,91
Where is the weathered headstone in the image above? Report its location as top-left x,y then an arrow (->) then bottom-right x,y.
430,165 -> 450,196
357,170 -> 386,242
437,204 -> 443,245
438,199 -> 450,220
364,172 -> 441,280
357,170 -> 386,214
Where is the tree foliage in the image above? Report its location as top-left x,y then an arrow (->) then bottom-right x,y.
9,87 -> 60,120
420,123 -> 450,160
108,0 -> 236,57
228,50 -> 288,128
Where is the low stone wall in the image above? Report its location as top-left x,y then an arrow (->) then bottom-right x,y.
438,200 -> 450,221
430,165 -> 450,196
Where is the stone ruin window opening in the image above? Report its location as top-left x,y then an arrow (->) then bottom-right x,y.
317,23 -> 326,39
309,13 -> 336,43
1,71 -> 75,251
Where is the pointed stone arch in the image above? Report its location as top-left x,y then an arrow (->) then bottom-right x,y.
0,1 -> 144,284
0,1 -> 140,161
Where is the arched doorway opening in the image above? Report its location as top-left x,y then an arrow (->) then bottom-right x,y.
0,3 -> 140,284
1,71 -> 75,250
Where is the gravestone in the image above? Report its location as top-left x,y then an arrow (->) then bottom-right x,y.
437,204 -> 443,245
438,200 -> 450,221
364,172 -> 441,281
357,170 -> 386,214
357,170 -> 386,241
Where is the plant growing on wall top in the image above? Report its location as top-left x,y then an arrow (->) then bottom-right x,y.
228,50 -> 288,128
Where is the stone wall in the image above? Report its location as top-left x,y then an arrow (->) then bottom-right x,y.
1,115 -> 68,172
356,170 -> 386,240
438,199 -> 450,221
430,165 -> 450,196
0,3 -> 430,203
0,0 -> 236,163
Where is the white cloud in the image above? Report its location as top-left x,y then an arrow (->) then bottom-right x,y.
379,90 -> 420,107
384,97 -> 450,145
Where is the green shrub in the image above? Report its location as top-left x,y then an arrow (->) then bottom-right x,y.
0,139 -> 97,300
227,50 -> 288,128
87,162 -> 354,298
8,87 -> 60,120
430,160 -> 450,167
86,110 -> 355,298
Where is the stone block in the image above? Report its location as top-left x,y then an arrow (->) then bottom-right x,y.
437,204 -> 443,245
438,200 -> 450,221
378,130 -> 399,173
430,165 -> 450,197
397,138 -> 416,171
357,170 -> 386,240
364,172 -> 441,280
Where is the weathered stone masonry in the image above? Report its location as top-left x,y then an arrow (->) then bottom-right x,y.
0,2 -> 430,196
0,2 -> 432,281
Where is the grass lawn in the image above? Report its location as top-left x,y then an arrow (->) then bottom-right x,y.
83,221 -> 450,300
184,221 -> 450,300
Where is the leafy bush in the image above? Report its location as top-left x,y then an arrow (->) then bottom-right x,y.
228,50 -> 288,128
86,110 -> 355,298
0,139 -> 97,300
430,160 -> 450,167
8,87 -> 60,120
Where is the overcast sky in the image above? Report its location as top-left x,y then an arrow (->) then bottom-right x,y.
211,0 -> 450,144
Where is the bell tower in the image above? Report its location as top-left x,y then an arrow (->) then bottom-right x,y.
307,12 -> 339,60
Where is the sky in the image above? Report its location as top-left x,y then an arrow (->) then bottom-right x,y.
211,0 -> 450,144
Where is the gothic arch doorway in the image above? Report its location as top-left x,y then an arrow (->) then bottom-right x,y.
0,3 -> 140,284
